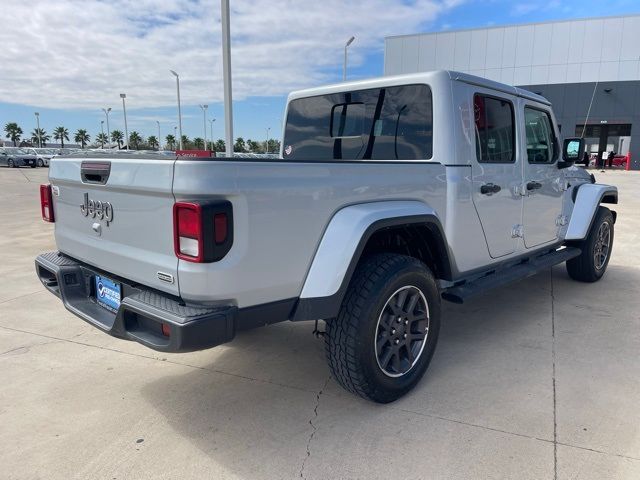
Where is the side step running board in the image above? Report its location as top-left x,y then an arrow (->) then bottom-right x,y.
442,247 -> 581,304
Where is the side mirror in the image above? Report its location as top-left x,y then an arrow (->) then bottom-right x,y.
559,138 -> 584,169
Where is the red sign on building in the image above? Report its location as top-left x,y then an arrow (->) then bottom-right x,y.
175,150 -> 214,158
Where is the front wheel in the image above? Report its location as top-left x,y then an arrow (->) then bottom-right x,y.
37,159 -> 44,167
566,206 -> 614,282
324,254 -> 441,403
8,159 -> 15,168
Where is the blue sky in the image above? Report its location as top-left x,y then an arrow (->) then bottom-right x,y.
1,0 -> 638,146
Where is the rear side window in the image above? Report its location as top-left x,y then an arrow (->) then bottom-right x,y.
524,107 -> 556,164
474,94 -> 515,163
283,84 -> 433,161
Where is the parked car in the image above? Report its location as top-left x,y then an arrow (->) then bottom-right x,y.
24,147 -> 55,167
35,70 -> 618,403
0,147 -> 37,168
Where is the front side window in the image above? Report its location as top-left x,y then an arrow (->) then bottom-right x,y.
283,84 -> 433,161
474,94 -> 515,163
524,108 -> 556,164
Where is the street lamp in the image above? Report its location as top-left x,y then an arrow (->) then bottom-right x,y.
120,94 -> 129,150
100,120 -> 105,148
156,120 -> 161,151
170,70 -> 184,150
174,126 -> 178,150
34,112 -> 41,148
266,127 -> 271,154
209,119 -> 216,150
102,107 -> 111,148
199,104 -> 208,151
343,36 -> 355,81
221,0 -> 233,157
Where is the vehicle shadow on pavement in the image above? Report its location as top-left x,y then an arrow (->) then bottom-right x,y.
140,264 -> 639,477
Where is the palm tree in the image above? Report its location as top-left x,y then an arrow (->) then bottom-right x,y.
233,137 -> 247,153
53,126 -> 69,148
180,135 -> 190,149
96,133 -> 109,148
74,129 -> 90,149
30,128 -> 50,147
165,134 -> 176,150
111,130 -> 124,149
147,135 -> 159,150
4,122 -> 23,146
193,137 -> 204,149
214,139 -> 225,152
129,131 -> 143,150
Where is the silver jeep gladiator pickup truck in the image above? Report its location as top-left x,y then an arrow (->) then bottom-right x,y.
36,71 -> 618,403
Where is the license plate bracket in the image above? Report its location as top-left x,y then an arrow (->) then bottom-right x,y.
94,275 -> 121,313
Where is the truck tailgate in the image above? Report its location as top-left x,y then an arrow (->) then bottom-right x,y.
49,156 -> 179,296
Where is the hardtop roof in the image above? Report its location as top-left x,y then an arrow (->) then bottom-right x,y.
287,70 -> 550,105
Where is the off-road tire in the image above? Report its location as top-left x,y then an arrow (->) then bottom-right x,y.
324,253 -> 441,403
566,206 -> 614,282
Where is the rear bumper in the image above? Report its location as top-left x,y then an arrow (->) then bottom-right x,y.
35,251 -> 236,352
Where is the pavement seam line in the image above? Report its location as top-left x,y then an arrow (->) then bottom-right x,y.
300,375 -> 331,479
0,290 -> 47,305
551,267 -> 558,480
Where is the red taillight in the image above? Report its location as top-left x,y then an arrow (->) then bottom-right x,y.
214,213 -> 228,244
40,184 -> 55,222
174,202 -> 203,262
173,201 -> 233,263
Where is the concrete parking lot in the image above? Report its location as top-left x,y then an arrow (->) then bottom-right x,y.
0,166 -> 639,480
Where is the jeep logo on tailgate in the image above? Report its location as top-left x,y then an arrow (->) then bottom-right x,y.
81,193 -> 114,225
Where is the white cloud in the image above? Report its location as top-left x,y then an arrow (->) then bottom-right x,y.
1,0 -> 462,110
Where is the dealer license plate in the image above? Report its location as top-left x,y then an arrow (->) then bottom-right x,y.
95,275 -> 121,313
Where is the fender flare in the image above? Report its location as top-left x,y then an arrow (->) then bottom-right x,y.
565,184 -> 618,241
291,200 -> 450,321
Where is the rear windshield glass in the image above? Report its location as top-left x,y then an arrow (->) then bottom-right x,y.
283,84 -> 433,161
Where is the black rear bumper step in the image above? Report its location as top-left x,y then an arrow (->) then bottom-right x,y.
35,251 -> 236,352
442,247 -> 581,304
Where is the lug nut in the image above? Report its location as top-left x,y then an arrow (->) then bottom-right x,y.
397,317 -> 402,323
394,339 -> 400,345
403,333 -> 407,339
404,319 -> 409,325
391,328 -> 396,335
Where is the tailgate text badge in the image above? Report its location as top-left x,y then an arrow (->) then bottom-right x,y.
81,193 -> 113,226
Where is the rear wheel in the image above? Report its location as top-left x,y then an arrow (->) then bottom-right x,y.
37,158 -> 44,167
566,206 -> 614,282
8,159 -> 15,168
325,254 -> 440,403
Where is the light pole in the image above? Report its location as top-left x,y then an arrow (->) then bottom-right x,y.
100,120 -> 105,148
174,126 -> 178,150
200,104 -> 208,150
156,121 -> 161,150
209,119 -> 216,150
343,36 -> 355,81
266,127 -> 271,154
34,112 -> 41,148
170,70 -> 184,150
120,94 -> 129,150
221,0 -> 233,157
102,107 -> 111,148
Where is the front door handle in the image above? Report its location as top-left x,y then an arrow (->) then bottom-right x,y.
526,181 -> 542,191
480,183 -> 501,195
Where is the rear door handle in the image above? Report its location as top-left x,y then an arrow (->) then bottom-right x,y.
480,183 -> 501,195
526,181 -> 542,191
